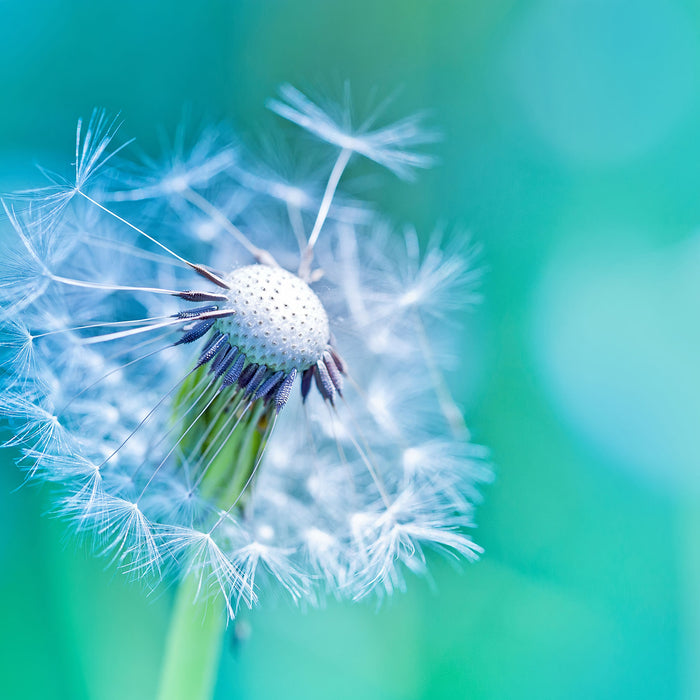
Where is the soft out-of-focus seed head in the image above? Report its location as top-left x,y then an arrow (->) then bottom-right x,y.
219,265 -> 329,373
0,88 -> 490,617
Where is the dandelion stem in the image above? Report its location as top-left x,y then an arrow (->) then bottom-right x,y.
156,575 -> 227,700
156,368 -> 273,700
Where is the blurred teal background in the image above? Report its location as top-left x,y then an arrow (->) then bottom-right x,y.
1,0 -> 699,698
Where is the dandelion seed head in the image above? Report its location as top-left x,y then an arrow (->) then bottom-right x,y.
219,264 -> 329,373
0,87 -> 490,616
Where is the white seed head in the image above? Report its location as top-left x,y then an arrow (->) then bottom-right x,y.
0,92 -> 489,615
219,264 -> 330,372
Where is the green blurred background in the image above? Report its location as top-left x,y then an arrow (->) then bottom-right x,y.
1,0 -> 699,697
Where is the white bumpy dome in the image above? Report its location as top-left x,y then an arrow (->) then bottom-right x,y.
219,265 -> 330,373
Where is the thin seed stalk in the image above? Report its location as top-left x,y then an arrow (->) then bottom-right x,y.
156,367 -> 270,700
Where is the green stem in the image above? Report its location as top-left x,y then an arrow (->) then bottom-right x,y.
156,369 -> 274,700
156,575 -> 227,700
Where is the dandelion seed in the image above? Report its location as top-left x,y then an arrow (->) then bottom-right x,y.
0,87 -> 490,620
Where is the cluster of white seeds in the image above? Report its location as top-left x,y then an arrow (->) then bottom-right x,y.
220,265 -> 330,373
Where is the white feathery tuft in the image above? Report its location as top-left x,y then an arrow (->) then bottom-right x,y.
268,84 -> 438,179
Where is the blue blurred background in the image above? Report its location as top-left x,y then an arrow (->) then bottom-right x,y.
1,0 -> 698,698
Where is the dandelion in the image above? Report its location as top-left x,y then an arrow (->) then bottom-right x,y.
0,86 -> 490,699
